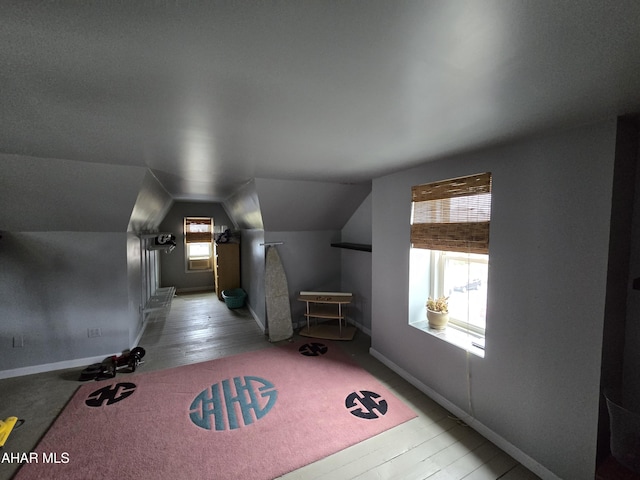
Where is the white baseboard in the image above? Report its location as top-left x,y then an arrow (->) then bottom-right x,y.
368,347 -> 560,480
0,322 -> 150,381
347,316 -> 371,336
175,286 -> 215,294
132,315 -> 150,350
247,303 -> 266,333
0,352 -> 122,380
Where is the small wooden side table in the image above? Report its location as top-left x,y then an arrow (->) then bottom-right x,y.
297,292 -> 356,341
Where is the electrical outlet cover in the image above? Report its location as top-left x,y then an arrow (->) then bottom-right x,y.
87,328 -> 102,338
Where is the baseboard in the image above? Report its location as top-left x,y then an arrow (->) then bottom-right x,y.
247,303 -> 266,333
131,314 -> 150,350
175,286 -> 215,294
347,316 -> 371,337
368,347 -> 561,480
0,352 -> 121,380
291,316 -> 370,337
1,314 -> 152,381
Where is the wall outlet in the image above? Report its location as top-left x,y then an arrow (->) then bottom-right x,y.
87,328 -> 102,338
13,335 -> 24,348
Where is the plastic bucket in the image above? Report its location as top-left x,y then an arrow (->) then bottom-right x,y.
221,288 -> 247,309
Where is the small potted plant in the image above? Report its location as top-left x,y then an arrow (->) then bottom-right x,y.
426,296 -> 449,330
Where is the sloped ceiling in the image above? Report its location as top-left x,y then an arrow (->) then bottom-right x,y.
224,180 -> 264,231
1,2 -> 640,202
223,178 -> 371,232
0,154 -> 147,232
255,178 -> 371,231
128,171 -> 174,233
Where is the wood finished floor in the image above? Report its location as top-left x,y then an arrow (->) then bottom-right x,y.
0,292 -> 541,480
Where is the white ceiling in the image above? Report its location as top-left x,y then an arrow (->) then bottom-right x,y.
1,1 -> 640,201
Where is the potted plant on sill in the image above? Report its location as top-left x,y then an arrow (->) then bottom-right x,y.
426,296 -> 449,330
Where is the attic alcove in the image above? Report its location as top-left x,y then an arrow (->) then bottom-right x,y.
224,178 -> 373,334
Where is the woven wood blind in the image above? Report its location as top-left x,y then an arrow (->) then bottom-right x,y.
411,173 -> 491,254
184,217 -> 212,243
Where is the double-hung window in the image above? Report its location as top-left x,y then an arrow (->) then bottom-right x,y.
184,217 -> 213,272
410,173 -> 492,350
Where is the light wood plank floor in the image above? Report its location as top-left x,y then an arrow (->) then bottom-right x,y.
0,292 -> 541,480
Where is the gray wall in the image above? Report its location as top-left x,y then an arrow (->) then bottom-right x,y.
158,201 -> 233,292
225,177 -> 371,333
371,119 -> 618,479
0,154 -> 144,232
224,180 -> 266,324
622,118 -> 640,403
341,192 -> 372,245
127,171 -> 174,344
0,232 -> 131,370
340,193 -> 372,332
240,229 -> 266,329
340,249 -> 372,333
264,230 -> 342,329
233,229 -> 344,332
0,156 -> 172,374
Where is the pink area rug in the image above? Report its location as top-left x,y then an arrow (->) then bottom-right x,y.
15,341 -> 416,479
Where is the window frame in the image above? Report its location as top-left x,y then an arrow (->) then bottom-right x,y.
433,250 -> 488,337
409,172 -> 492,356
183,217 -> 214,273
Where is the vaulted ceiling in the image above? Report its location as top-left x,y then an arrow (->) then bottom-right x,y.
2,1 -> 640,201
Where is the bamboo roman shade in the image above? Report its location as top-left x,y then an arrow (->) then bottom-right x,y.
184,217 -> 213,243
411,172 -> 492,254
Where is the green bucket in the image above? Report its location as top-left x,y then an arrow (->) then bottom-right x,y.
221,288 -> 247,309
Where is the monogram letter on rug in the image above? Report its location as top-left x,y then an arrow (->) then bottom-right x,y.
189,376 -> 277,431
85,383 -> 136,407
345,390 -> 389,419
298,342 -> 328,356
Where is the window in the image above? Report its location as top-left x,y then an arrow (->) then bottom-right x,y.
409,173 -> 492,353
433,251 -> 488,335
184,217 -> 213,272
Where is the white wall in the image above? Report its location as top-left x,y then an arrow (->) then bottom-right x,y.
371,120 -> 618,479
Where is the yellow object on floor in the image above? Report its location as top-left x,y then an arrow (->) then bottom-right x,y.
0,416 -> 18,448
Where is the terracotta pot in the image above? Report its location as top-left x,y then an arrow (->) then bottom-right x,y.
427,309 -> 449,330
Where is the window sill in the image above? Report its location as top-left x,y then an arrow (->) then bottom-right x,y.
409,320 -> 485,358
